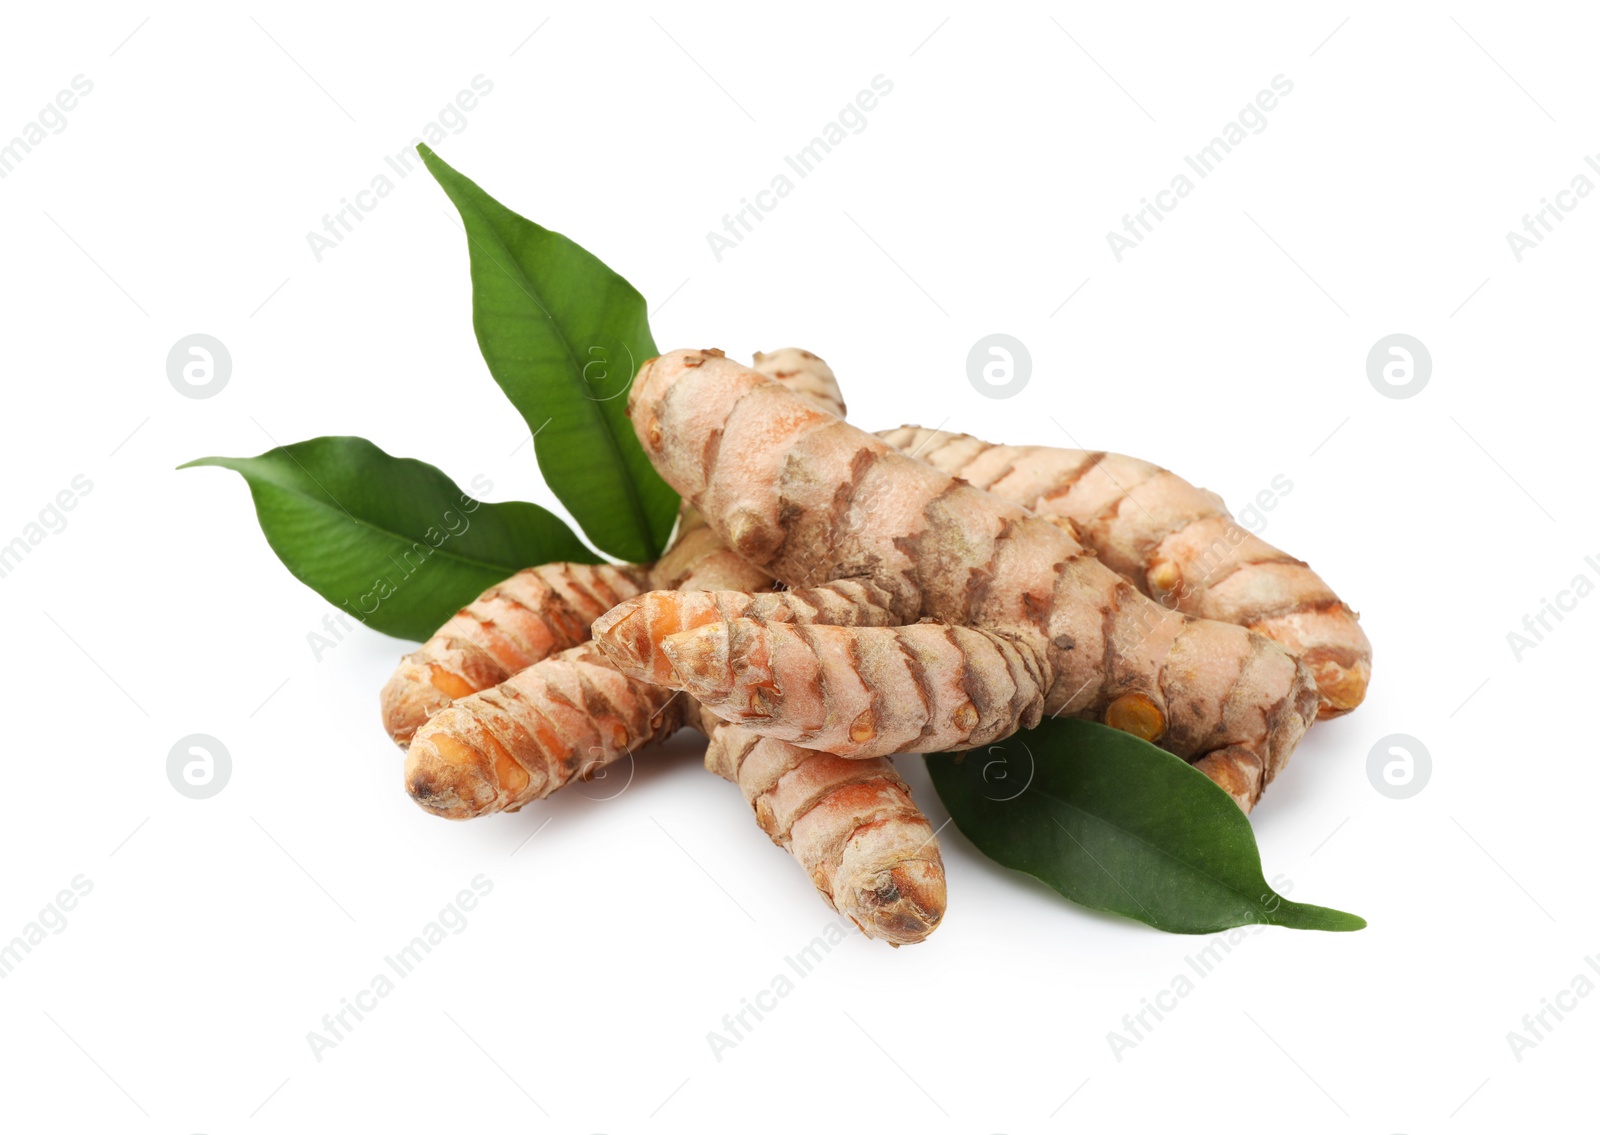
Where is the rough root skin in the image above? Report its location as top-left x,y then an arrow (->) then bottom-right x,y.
659,619 -> 1047,759
593,579 -> 900,687
615,349 -> 1323,810
379,562 -> 646,745
698,709 -> 943,944
877,426 -> 1372,719
751,348 -> 846,418
404,641 -> 684,819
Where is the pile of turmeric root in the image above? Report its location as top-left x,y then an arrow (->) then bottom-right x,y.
381,347 -> 1370,946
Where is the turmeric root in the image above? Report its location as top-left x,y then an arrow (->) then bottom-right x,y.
877,427 -> 1371,718
593,579 -> 900,686
751,347 -> 846,418
697,708 -> 945,943
405,639 -> 686,813
599,349 -> 1321,811
380,562 -> 645,745
399,350 -> 946,943
642,619 -> 1049,757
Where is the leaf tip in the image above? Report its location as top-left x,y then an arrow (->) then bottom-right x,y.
1273,900 -> 1368,933
416,143 -> 446,177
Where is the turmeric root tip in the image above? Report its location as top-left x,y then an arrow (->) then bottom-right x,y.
703,721 -> 946,944
404,642 -> 684,819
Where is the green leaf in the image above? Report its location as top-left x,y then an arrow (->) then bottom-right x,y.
419,144 -> 678,563
925,718 -> 1365,934
182,436 -> 598,641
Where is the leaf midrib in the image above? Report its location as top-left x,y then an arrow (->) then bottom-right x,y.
1037,781 -> 1359,928
1029,778 -> 1274,919
205,459 -> 531,578
454,188 -> 657,551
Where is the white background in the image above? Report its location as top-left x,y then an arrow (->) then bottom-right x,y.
1,2 -> 1593,1131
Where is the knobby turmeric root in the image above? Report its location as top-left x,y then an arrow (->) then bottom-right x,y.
697,707 -> 945,944
628,617 -> 1050,757
398,350 -> 946,944
877,427 -> 1371,718
751,347 -> 847,418
380,562 -> 647,745
405,638 -> 686,813
598,349 -> 1322,811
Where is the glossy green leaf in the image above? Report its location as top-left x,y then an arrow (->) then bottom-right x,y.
419,144 -> 678,563
926,718 -> 1365,934
182,436 -> 597,641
